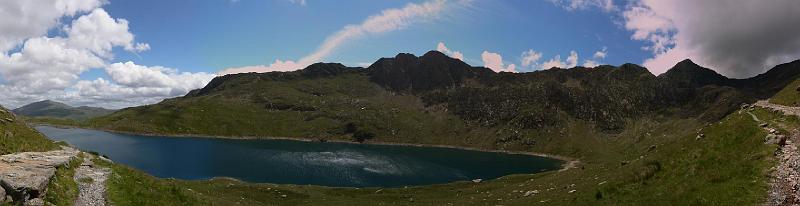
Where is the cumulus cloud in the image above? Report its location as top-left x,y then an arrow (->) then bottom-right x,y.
0,0 -> 105,53
66,8 -> 149,57
436,42 -> 464,61
593,47 -> 607,59
220,0 -> 454,74
0,3 -> 209,109
481,51 -> 516,73
549,0 -> 616,12
622,0 -> 800,77
520,49 -> 542,67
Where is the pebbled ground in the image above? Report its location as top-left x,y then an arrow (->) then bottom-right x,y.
74,154 -> 110,206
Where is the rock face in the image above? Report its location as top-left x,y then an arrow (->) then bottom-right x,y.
0,147 -> 79,204
367,51 -> 494,92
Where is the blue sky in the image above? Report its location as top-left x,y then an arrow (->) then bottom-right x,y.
100,0 -> 649,74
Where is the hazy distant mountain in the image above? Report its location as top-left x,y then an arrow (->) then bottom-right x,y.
13,100 -> 115,120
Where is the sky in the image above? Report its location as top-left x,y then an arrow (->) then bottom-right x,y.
1,0 -> 799,109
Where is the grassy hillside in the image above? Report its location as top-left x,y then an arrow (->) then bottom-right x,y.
0,106 -> 58,154
88,72 -> 505,149
90,106 -> 784,205
770,78 -> 800,106
14,100 -> 114,121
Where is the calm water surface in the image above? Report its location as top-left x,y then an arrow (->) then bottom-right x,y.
36,126 -> 562,187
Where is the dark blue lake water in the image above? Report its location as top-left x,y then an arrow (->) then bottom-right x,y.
36,126 -> 562,187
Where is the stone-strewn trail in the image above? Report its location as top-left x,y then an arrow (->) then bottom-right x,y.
0,146 -> 79,205
74,155 -> 110,206
752,101 -> 800,206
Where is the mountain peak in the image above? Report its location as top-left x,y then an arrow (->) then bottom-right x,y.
367,51 -> 492,92
659,59 -> 728,88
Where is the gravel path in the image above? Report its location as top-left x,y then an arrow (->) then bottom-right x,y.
74,154 -> 110,206
753,101 -> 800,206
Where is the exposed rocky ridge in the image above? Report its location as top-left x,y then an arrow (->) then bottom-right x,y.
96,51 -> 800,146
0,146 -> 79,204
366,51 -> 495,92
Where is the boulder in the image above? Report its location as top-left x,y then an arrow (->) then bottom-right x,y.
0,147 -> 78,202
0,186 -> 4,202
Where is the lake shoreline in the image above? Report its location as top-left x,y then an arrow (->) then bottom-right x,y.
33,123 -> 576,166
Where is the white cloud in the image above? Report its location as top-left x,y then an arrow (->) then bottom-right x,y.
539,50 -> 582,69
0,37 -> 105,93
0,5 -> 210,109
565,50 -> 578,68
218,59 -> 302,75
105,61 -> 215,90
549,0 -> 616,12
540,55 -> 565,69
583,60 -> 599,67
520,49 -> 542,67
436,42 -> 464,61
289,0 -> 306,6
0,0 -> 105,53
66,8 -> 149,57
481,51 -> 516,73
623,0 -> 800,77
593,47 -> 607,59
220,0 -> 455,74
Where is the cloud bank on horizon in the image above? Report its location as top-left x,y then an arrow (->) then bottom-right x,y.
0,0 -> 798,109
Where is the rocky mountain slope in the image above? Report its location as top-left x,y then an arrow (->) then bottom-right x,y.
14,100 -> 114,121
87,51 -> 800,152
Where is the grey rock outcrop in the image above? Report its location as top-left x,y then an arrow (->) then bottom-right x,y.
0,147 -> 79,204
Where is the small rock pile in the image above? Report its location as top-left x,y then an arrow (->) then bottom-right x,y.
0,146 -> 79,205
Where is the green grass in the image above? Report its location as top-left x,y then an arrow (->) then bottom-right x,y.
44,153 -> 83,205
87,74 -> 502,150
0,107 -> 58,154
770,78 -> 800,106
92,157 -> 206,206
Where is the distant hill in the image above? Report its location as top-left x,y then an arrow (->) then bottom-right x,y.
14,100 -> 115,121
86,51 -> 800,151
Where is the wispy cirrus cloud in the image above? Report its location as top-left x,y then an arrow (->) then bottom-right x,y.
220,0 -> 458,75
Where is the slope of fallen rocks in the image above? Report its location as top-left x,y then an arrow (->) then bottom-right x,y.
0,146 -> 79,205
749,101 -> 800,206
74,155 -> 110,206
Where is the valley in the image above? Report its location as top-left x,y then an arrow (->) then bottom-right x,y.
6,53 -> 800,205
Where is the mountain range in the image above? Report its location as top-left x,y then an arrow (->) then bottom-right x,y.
14,100 -> 115,121
84,50 -> 800,151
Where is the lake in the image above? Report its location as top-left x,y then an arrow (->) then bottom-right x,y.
36,126 -> 562,187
